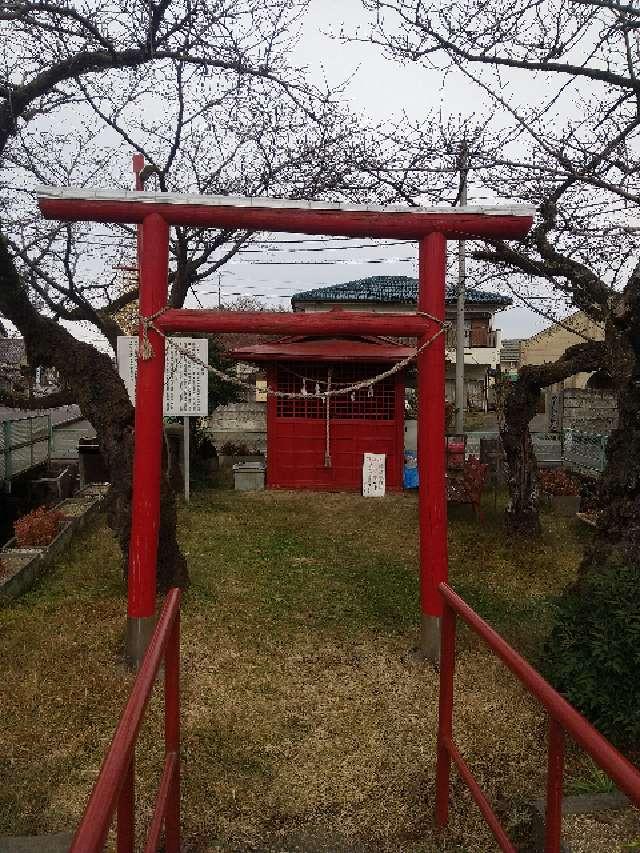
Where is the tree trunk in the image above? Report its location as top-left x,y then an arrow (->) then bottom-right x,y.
0,235 -> 188,593
497,375 -> 542,534
497,340 -> 607,534
583,275 -> 640,578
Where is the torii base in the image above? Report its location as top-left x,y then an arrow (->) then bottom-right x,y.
419,614 -> 441,666
126,616 -> 156,670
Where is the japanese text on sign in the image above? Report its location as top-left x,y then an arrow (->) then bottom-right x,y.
116,336 -> 209,417
363,452 -> 386,497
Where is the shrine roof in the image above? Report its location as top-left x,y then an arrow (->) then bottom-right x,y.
230,335 -> 415,363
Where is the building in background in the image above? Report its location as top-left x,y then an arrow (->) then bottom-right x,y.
499,339 -> 523,378
0,337 -> 59,396
292,275 -> 511,411
520,311 -> 616,434
521,311 -> 604,389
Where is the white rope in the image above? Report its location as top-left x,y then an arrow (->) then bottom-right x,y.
138,309 -> 449,401
325,368 -> 332,468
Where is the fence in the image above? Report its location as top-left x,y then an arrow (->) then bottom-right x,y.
564,430 -> 608,476
70,588 -> 181,852
436,583 -> 640,852
0,415 -> 51,481
51,426 -> 97,459
465,431 -> 608,476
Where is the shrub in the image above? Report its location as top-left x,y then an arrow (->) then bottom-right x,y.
14,506 -> 65,547
219,441 -> 263,457
544,563 -> 640,750
539,467 -> 579,496
220,441 -> 250,456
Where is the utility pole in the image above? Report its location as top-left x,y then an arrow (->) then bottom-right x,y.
455,143 -> 468,435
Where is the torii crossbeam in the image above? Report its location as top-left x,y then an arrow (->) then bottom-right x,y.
37,186 -> 534,666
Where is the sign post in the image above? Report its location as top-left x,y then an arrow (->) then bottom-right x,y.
183,416 -> 190,502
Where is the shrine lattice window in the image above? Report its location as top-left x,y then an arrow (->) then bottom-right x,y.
276,363 -> 395,420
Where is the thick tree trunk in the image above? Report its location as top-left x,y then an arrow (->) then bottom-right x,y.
497,375 -> 542,534
497,340 -> 607,534
0,235 -> 188,593
584,275 -> 640,578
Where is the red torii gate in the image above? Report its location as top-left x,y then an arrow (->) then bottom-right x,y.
37,186 -> 533,666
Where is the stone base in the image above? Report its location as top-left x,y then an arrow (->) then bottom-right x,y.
126,615 -> 156,670
418,614 -> 441,666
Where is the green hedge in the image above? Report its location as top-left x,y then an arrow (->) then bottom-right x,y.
545,563 -> 640,751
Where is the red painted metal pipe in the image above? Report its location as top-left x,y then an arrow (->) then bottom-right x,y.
38,195 -> 534,240
435,601 -> 456,827
545,717 -> 565,853
70,589 -> 181,852
128,213 -> 169,619
438,583 -> 640,807
156,308 -> 435,338
116,756 -> 135,853
164,610 -> 181,852
143,751 -> 178,853
443,735 -> 517,852
418,234 -> 448,619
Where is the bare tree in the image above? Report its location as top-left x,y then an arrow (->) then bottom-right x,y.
0,0 -> 377,590
358,0 -> 640,562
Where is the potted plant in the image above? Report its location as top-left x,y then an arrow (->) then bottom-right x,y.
13,506 -> 66,548
539,468 -> 581,516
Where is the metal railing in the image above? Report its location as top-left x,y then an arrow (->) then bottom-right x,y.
70,589 -> 181,853
436,583 -> 640,852
564,429 -> 608,475
0,415 -> 51,480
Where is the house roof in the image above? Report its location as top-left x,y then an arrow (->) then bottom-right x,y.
230,335 -> 415,363
291,276 -> 512,308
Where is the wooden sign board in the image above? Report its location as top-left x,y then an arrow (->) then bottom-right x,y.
363,452 -> 386,497
117,336 -> 209,416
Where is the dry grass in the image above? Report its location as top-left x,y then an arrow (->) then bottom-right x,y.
1,485 -> 632,851
564,810 -> 640,853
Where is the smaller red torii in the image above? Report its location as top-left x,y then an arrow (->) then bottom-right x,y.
37,186 -> 534,666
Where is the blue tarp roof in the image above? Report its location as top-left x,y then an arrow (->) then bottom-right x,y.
291,275 -> 512,307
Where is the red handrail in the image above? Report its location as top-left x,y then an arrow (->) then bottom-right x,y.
70,588 -> 181,853
436,582 -> 640,853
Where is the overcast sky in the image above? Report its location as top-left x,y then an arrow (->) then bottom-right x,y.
54,1 -> 565,348
195,1 -> 550,339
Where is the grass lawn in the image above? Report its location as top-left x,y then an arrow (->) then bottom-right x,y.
0,486 -> 630,851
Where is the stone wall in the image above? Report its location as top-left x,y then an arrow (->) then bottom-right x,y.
207,399 -> 267,454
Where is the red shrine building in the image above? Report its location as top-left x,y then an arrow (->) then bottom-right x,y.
231,334 -> 413,491
229,274 -> 511,493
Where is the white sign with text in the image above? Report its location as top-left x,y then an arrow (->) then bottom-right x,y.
117,336 -> 208,417
362,453 -> 386,497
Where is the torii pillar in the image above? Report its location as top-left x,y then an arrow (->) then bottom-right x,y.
418,233 -> 448,659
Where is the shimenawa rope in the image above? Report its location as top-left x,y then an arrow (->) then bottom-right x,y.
137,308 -> 449,401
